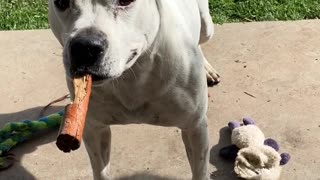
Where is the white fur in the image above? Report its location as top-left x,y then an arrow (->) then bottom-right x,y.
49,0 -> 215,179
231,125 -> 266,149
235,146 -> 282,180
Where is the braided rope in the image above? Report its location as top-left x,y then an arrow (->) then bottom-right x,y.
0,111 -> 64,169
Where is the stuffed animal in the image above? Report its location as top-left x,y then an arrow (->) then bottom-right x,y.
219,117 -> 290,180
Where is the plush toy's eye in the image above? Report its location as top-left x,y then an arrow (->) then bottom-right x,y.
54,0 -> 70,11
117,0 -> 136,7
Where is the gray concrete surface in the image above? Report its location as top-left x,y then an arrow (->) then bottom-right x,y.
0,20 -> 320,180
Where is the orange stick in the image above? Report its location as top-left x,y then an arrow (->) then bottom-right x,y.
56,75 -> 92,152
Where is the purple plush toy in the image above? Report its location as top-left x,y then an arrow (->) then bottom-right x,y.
219,118 -> 290,180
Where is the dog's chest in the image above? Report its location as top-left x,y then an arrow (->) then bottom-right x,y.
88,87 -> 201,127
87,55 -> 207,127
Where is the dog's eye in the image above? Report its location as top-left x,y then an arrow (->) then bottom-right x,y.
54,0 -> 70,11
118,0 -> 135,7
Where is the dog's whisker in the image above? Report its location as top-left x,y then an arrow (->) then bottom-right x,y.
145,48 -> 152,56
120,74 -> 125,82
115,78 -> 120,88
129,67 -> 137,80
135,61 -> 142,69
123,8 -> 130,17
111,80 -> 115,92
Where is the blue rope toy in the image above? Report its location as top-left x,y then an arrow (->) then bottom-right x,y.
0,111 -> 64,170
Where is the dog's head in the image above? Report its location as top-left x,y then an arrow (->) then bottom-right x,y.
49,0 -> 160,81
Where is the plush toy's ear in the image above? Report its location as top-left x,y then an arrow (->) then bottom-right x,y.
243,117 -> 255,125
280,153 -> 291,165
264,138 -> 280,151
219,145 -> 240,161
228,121 -> 240,130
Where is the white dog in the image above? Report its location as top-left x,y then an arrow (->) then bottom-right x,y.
49,0 -> 218,179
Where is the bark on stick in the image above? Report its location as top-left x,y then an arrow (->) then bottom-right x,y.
56,75 -> 92,152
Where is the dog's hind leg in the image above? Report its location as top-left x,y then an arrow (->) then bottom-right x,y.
181,119 -> 210,180
83,120 -> 111,180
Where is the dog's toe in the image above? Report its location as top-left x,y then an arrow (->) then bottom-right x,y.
206,68 -> 220,87
204,59 -> 220,87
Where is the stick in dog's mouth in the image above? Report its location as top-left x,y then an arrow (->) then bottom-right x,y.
56,75 -> 92,153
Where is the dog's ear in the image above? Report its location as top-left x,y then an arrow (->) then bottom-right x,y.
219,145 -> 240,161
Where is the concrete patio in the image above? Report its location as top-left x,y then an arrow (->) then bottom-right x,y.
0,20 -> 320,180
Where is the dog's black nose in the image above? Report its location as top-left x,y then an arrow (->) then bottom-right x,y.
69,29 -> 107,67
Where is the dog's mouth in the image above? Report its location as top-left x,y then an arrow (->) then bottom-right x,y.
91,74 -> 109,82
71,67 -> 110,82
69,48 -> 141,83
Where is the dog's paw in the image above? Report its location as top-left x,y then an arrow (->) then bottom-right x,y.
205,61 -> 220,87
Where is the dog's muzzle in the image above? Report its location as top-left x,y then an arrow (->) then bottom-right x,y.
69,28 -> 108,79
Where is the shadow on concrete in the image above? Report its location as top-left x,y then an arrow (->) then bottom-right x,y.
209,127 -> 238,180
0,106 -> 64,180
115,172 -> 179,180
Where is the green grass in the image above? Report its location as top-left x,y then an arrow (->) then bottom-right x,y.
0,0 -> 320,30
209,0 -> 320,24
0,0 -> 48,30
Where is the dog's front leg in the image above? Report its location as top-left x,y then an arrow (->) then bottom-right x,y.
83,119 -> 111,180
181,118 -> 210,180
